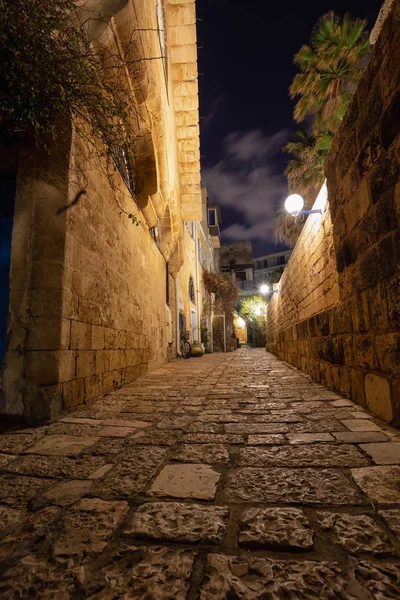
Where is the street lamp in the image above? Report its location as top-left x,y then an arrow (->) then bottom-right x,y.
260,284 -> 278,295
284,194 -> 322,221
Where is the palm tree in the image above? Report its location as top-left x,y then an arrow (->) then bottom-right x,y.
277,12 -> 370,244
284,129 -> 331,200
276,130 -> 332,244
290,12 -> 371,134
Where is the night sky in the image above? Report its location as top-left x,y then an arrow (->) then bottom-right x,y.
196,0 -> 382,257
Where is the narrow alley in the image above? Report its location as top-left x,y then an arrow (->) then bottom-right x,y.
0,348 -> 399,598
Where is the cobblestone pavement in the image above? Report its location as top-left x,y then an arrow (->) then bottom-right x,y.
1,348 -> 400,599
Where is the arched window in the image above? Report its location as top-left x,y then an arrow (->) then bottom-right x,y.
189,276 -> 195,304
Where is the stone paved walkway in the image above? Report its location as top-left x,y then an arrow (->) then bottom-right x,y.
1,348 -> 400,599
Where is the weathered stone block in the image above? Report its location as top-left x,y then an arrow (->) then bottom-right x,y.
27,317 -> 70,351
84,374 -> 103,399
53,498 -> 129,556
350,368 -> 366,407
369,147 -> 400,204
76,350 -> 96,379
25,351 -> 58,386
356,77 -> 383,149
203,554 -> 356,598
350,292 -> 370,333
62,378 -> 85,410
239,507 -> 314,549
88,547 -> 194,600
148,463 -> 220,500
224,467 -> 362,504
126,502 -> 228,543
171,444 -> 229,463
169,24 -> 197,48
318,512 -> 394,555
376,333 -> 400,374
365,373 -> 393,422
386,275 -> 400,327
91,325 -> 105,349
96,447 -> 167,497
353,335 -> 376,370
70,321 -> 92,350
27,434 -> 99,456
237,444 -> 368,467
351,466 -> 400,504
167,4 -> 196,27
58,350 -> 76,382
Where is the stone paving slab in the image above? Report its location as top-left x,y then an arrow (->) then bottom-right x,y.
85,546 -> 195,600
238,507 -> 314,549
126,502 -> 228,543
171,443 -> 229,463
317,512 -> 395,555
224,467 -> 363,504
351,466 -> 400,504
236,444 -> 369,467
148,464 -> 220,500
0,348 -> 399,598
199,554 -> 355,599
359,442 -> 400,464
94,446 -> 168,498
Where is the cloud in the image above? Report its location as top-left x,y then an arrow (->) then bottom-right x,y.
202,129 -> 289,243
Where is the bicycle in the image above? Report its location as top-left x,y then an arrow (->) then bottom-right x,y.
180,330 -> 191,359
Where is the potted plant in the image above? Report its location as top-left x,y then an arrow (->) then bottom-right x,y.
190,340 -> 204,357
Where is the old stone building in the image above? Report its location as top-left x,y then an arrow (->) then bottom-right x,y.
0,0 -> 203,424
177,186 -> 221,347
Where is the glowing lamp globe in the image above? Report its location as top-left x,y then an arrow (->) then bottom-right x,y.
260,284 -> 269,295
285,194 -> 304,214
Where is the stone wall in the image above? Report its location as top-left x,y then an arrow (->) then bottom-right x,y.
267,184 -> 339,334
267,3 -> 400,424
0,0 -> 201,424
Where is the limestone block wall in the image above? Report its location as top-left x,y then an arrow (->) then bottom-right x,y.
0,0 -> 201,424
267,3 -> 400,424
60,143 -> 170,412
267,184 -> 339,335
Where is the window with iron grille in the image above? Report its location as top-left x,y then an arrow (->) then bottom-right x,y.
179,312 -> 186,333
111,146 -> 135,200
189,275 -> 195,304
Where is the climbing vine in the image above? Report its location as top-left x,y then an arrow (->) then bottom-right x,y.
202,272 -> 239,318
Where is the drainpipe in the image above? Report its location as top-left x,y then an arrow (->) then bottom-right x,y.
175,273 -> 180,355
194,223 -> 201,342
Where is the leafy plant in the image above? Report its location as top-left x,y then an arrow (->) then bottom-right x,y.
237,294 -> 268,321
0,0 -> 131,149
202,272 -> 239,353
203,272 -> 239,317
290,12 -> 370,133
279,12 -> 371,243
236,294 -> 268,348
0,0 -> 144,223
